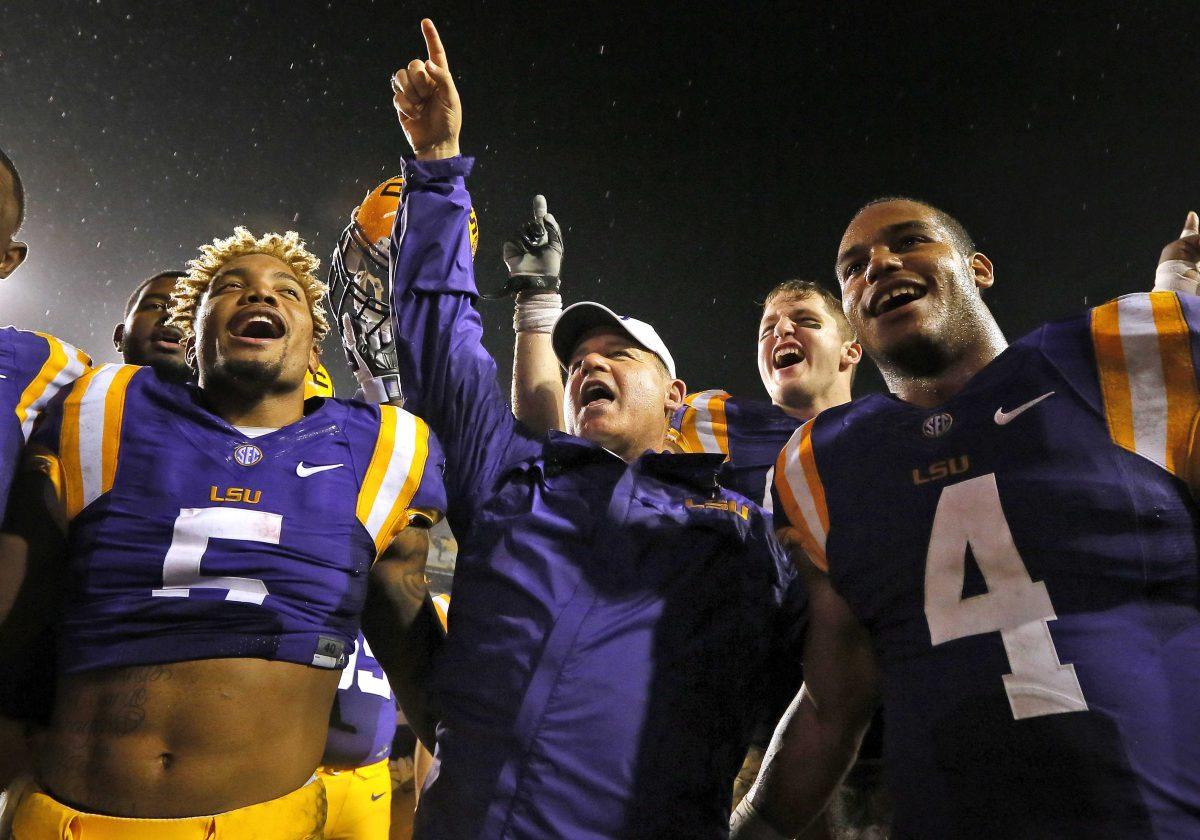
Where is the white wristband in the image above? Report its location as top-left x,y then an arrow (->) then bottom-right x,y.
729,797 -> 791,840
1154,260 -> 1200,296
358,372 -> 404,406
514,292 -> 563,334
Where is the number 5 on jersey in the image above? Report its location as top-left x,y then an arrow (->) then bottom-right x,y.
924,473 -> 1088,720
152,507 -> 278,604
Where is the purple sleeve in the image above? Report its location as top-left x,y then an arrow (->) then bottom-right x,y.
389,156 -> 539,512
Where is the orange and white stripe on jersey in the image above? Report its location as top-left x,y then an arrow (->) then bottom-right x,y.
431,593 -> 450,631
674,390 -> 731,456
1091,292 -> 1200,476
58,364 -> 139,519
774,421 -> 830,571
14,333 -> 90,441
356,405 -> 431,554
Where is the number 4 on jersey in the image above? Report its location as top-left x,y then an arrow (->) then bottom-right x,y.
924,473 -> 1088,720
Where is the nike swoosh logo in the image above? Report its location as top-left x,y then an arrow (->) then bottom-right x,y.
994,391 -> 1055,425
296,462 -> 343,477
370,791 -> 387,801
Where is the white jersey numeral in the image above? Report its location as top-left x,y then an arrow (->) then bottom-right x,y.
337,636 -> 393,699
151,507 -> 278,604
924,473 -> 1088,720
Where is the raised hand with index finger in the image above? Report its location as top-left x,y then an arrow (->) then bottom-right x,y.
1155,211 -> 1200,295
392,19 -> 461,160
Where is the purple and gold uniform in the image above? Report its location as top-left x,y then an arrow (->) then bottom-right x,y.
28,364 -> 445,675
0,327 -> 89,516
774,292 -> 1200,838
669,390 -> 800,507
320,632 -> 396,839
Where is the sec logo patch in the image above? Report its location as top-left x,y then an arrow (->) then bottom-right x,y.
233,443 -> 264,467
922,412 -> 954,438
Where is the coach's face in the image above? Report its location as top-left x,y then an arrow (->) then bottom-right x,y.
191,253 -> 319,393
565,328 -> 685,461
0,167 -> 27,280
836,200 -> 993,367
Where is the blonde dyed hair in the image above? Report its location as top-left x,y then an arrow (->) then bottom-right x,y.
170,227 -> 329,342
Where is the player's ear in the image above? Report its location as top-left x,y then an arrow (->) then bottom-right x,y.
664,376 -> 686,413
840,340 -> 862,370
0,240 -> 28,280
970,252 -> 994,291
307,343 -> 321,377
112,323 -> 126,353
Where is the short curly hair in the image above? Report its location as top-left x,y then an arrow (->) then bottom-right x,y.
170,227 -> 329,342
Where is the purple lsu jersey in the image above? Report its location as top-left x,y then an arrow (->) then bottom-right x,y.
669,390 -> 801,507
29,365 -> 445,674
774,292 -> 1200,838
0,328 -> 89,518
324,631 -> 396,767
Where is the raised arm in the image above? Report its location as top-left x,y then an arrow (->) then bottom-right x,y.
731,528 -> 881,839
388,20 -> 539,508
504,196 -> 566,435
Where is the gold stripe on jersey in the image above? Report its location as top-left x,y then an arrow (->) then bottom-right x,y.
1091,292 -> 1199,476
15,333 -> 90,441
675,390 -> 731,455
357,406 -> 433,554
774,421 -> 829,571
59,364 -> 137,520
432,593 -> 450,630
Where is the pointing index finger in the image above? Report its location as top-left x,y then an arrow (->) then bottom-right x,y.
422,18 -> 449,69
1184,210 -> 1199,239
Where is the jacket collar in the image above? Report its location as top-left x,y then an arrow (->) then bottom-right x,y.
523,430 -> 726,492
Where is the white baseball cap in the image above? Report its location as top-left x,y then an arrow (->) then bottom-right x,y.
551,301 -> 677,379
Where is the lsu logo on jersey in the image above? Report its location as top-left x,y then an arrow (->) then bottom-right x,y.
209,485 -> 262,504
684,497 -> 750,520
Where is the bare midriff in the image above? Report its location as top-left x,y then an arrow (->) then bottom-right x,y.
36,658 -> 340,818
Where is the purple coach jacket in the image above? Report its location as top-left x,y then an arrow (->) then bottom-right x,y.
393,156 -> 806,840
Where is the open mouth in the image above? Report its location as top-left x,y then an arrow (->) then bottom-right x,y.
772,344 -> 805,370
228,308 -> 286,341
870,283 -> 927,317
151,325 -> 184,351
580,380 -> 615,408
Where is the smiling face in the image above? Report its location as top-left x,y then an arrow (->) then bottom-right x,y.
757,291 -> 859,414
190,252 -> 318,395
564,327 -> 685,461
836,200 -> 994,377
115,274 -> 190,380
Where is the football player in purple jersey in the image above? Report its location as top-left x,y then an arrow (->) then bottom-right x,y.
733,201 -> 1200,839
0,146 -> 90,796
113,271 -> 191,382
0,227 -> 447,838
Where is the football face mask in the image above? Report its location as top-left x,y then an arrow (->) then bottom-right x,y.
328,177 -> 404,384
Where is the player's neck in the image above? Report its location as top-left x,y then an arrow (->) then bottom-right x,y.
202,386 -> 306,429
885,328 -> 1008,408
774,381 -> 853,422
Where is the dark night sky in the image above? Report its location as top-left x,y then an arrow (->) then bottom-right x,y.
2,1 -> 1196,399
